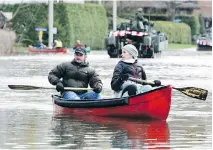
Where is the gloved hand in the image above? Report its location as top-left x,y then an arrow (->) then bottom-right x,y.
56,82 -> 64,92
119,74 -> 129,82
93,83 -> 102,93
153,80 -> 161,86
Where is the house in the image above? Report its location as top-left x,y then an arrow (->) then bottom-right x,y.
193,0 -> 212,28
0,11 -> 13,29
103,1 -> 199,15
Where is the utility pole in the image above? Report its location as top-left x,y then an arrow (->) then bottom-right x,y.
98,0 -> 102,5
48,0 -> 54,48
113,0 -> 117,31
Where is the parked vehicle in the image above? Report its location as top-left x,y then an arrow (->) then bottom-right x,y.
104,22 -> 168,58
197,28 -> 212,51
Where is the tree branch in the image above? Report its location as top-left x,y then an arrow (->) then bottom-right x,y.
11,1 -> 30,20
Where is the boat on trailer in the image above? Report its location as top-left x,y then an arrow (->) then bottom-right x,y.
53,85 -> 172,120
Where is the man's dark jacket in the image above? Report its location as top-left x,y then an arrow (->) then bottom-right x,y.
111,60 -> 147,91
48,60 -> 102,94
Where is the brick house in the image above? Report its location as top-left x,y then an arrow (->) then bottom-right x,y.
193,0 -> 212,28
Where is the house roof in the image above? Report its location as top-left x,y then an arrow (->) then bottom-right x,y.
0,11 -> 13,20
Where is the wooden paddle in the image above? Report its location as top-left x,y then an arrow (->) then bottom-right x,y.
8,85 -> 93,91
128,77 -> 208,101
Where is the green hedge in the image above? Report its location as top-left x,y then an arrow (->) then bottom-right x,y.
0,3 -> 108,49
177,15 -> 200,36
153,21 -> 191,44
65,4 -> 108,49
148,14 -> 200,38
199,14 -> 205,34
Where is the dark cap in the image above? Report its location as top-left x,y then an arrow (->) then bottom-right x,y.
74,46 -> 86,55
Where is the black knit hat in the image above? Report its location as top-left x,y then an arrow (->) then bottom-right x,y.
75,46 -> 86,55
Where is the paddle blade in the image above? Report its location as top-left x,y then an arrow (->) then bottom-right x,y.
8,85 -> 50,90
173,87 -> 208,101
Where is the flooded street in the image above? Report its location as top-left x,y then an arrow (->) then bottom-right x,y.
0,49 -> 212,149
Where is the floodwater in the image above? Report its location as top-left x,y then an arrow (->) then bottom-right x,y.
0,49 -> 212,149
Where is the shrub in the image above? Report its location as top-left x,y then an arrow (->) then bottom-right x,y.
154,21 -> 191,44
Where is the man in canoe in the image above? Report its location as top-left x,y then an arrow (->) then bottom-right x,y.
48,46 -> 103,100
111,44 -> 161,97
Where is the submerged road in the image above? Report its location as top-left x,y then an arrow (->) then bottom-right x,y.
0,49 -> 211,149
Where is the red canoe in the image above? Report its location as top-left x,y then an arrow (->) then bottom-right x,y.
28,46 -> 67,53
53,85 -> 172,120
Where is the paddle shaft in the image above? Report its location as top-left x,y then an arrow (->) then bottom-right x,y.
66,87 -> 92,91
128,77 -> 208,100
8,85 -> 93,91
128,77 -> 155,85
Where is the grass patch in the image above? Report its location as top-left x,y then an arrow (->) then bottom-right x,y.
168,43 -> 196,50
13,43 -> 28,54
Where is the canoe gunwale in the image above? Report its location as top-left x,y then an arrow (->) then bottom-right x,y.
53,96 -> 129,108
128,86 -> 168,98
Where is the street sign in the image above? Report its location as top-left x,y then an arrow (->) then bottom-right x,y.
53,27 -> 57,34
35,28 -> 47,32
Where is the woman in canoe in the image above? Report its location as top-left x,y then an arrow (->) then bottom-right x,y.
111,44 -> 161,98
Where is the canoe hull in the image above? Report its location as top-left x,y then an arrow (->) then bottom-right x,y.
53,86 -> 172,120
28,46 -> 67,53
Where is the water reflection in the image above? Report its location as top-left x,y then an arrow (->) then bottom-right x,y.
51,115 -> 170,149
